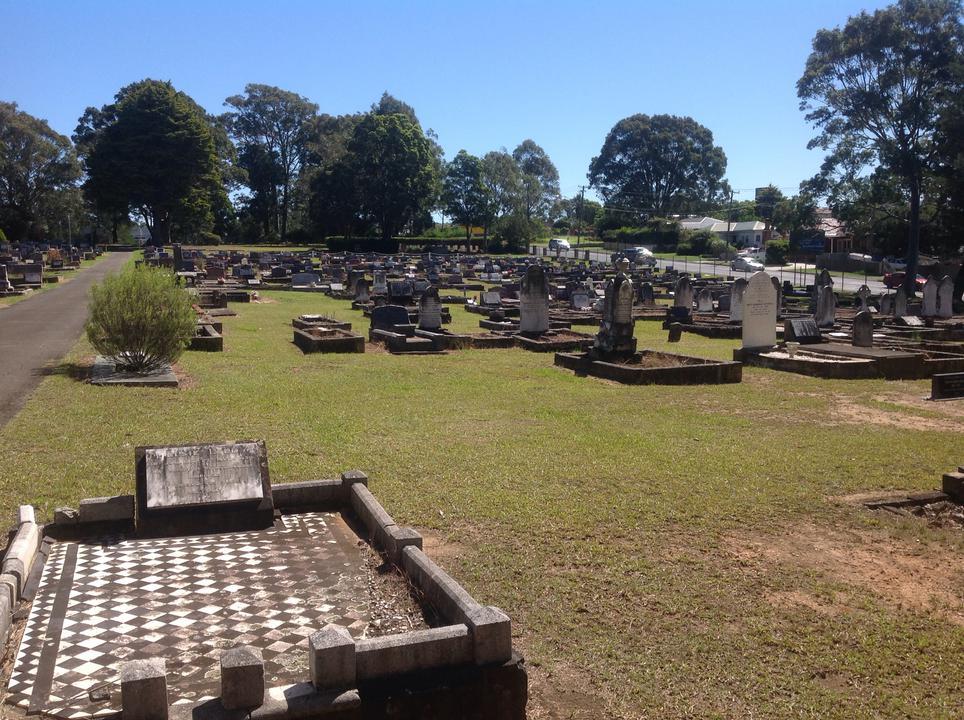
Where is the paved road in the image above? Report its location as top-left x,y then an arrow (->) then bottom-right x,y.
537,247 -> 886,294
0,252 -> 132,427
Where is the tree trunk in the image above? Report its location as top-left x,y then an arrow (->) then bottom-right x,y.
280,180 -> 289,242
903,174 -> 921,298
155,211 -> 172,246
464,224 -> 471,242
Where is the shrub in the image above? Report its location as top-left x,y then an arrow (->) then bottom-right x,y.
85,265 -> 196,373
766,237 -> 790,265
707,236 -> 737,259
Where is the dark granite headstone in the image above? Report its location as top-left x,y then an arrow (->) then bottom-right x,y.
931,372 -> 964,400
371,304 -> 411,331
784,317 -> 822,344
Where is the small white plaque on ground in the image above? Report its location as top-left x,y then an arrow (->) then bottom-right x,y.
145,442 -> 264,509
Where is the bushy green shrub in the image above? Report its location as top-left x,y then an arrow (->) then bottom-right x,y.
766,237 -> 790,265
707,236 -> 737,259
86,265 -> 196,373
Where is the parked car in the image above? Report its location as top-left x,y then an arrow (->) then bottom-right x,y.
548,238 -> 571,251
731,256 -> 765,272
611,246 -> 657,266
883,272 -> 926,290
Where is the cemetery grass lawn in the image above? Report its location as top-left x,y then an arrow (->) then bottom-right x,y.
0,254 -> 108,309
1,292 -> 962,719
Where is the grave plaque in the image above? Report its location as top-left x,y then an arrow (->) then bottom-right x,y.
784,317 -> 822,344
135,441 -> 273,535
931,372 -> 964,400
741,271 -> 777,349
144,442 -> 265,508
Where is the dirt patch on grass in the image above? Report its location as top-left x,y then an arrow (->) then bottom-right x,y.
526,662 -> 604,720
831,395 -> 964,432
727,523 -> 964,624
419,528 -> 466,563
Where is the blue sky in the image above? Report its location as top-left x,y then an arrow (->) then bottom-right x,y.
2,0 -> 892,204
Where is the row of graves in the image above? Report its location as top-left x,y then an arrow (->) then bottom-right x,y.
0,441 -> 526,719
0,242 -> 98,297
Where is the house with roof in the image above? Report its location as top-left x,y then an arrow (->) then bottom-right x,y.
678,217 -> 767,248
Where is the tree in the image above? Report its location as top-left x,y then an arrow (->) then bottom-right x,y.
798,0 -> 964,295
512,139 -> 560,221
346,112 -> 438,241
773,193 -> 818,237
754,184 -> 785,243
588,114 -> 727,217
79,80 -> 220,245
0,102 -> 80,242
223,84 -> 318,240
441,150 -> 488,241
372,92 -> 420,125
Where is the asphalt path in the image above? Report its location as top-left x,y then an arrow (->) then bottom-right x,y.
0,252 -> 132,427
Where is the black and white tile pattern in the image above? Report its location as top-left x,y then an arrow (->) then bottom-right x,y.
7,513 -> 371,719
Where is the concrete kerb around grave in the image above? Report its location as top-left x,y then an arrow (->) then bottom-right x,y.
0,505 -> 43,648
30,467 -> 520,719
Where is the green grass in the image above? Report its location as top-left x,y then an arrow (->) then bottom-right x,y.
0,292 -> 961,718
0,254 -> 108,308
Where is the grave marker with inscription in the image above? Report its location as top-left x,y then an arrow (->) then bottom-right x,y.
741,271 -> 777,349
135,441 -> 273,535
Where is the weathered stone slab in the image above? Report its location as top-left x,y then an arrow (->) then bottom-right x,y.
931,372 -> 964,401
120,658 -> 169,720
143,442 -> 266,510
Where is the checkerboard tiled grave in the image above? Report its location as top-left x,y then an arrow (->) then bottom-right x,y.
8,512 -> 371,718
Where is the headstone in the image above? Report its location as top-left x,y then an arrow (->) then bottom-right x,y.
0,265 -> 10,291
852,310 -> 874,347
784,317 -> 822,344
373,271 -> 388,295
922,278 -> 938,317
931,372 -> 964,400
134,441 -> 274,533
674,276 -> 693,309
593,259 -> 636,356
855,285 -> 871,312
771,276 -> 783,318
291,272 -> 320,287
696,288 -> 713,312
729,278 -> 748,323
638,282 -> 655,306
388,280 -> 414,304
481,290 -> 502,306
353,278 -> 370,303
519,265 -> 550,334
417,287 -> 443,331
717,293 -> 731,312
571,290 -> 591,310
815,286 -> 836,327
741,271 -> 777,349
894,287 -> 908,317
667,323 -> 682,342
371,304 -> 410,332
937,276 -> 954,319
879,294 -> 893,316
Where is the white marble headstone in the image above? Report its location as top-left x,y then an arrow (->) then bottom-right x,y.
145,442 -> 264,509
741,272 -> 777,349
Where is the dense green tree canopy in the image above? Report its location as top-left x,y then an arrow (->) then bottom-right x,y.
77,80 -> 220,244
223,84 -> 318,241
346,111 -> 439,241
442,150 -> 487,239
0,101 -> 80,241
512,139 -> 560,222
588,113 -> 727,216
798,0 -> 964,292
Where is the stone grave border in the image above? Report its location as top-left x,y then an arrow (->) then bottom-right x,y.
554,349 -> 742,385
293,327 -> 366,354
3,471 -> 522,720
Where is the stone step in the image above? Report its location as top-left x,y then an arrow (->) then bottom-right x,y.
942,472 -> 964,503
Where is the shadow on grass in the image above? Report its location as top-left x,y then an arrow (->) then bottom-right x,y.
34,362 -> 92,382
